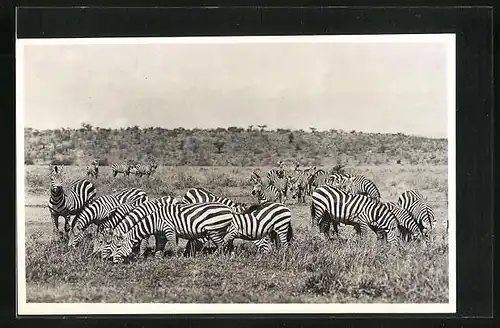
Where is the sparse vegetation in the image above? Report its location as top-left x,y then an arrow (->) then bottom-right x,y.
23,126 -> 447,167
24,162 -> 449,303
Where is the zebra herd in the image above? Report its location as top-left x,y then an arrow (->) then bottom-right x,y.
47,159 -> 439,264
86,159 -> 159,179
248,161 -> 438,245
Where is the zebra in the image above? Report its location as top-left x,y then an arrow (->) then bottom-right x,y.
111,202 -> 235,263
110,161 -> 135,177
384,201 -> 425,242
222,202 -> 294,253
308,168 -> 329,195
131,160 -> 158,177
311,185 -> 400,245
397,190 -> 436,236
97,196 -> 179,260
288,172 -> 309,203
180,187 -> 275,252
251,177 -> 281,203
329,173 -> 381,201
48,165 -> 97,238
181,187 -> 247,212
86,160 -> 99,179
68,188 -> 148,247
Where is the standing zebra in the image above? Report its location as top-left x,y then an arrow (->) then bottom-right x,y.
288,173 -> 309,203
48,165 -> 97,238
329,173 -> 381,201
384,201 -> 425,242
68,188 -> 148,247
111,202 -> 235,263
222,202 -> 293,253
311,185 -> 400,245
397,190 -> 436,237
94,196 -> 179,259
131,160 -> 158,177
251,177 -> 282,203
111,161 -> 135,177
307,168 -> 329,195
86,160 -> 99,179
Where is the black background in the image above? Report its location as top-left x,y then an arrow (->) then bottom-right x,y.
2,4 -> 496,328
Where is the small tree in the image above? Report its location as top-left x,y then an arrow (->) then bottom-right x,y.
214,141 -> 225,153
288,132 -> 294,144
257,125 -> 267,132
310,127 -> 317,133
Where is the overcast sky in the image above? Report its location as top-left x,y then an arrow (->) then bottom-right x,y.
21,38 -> 451,138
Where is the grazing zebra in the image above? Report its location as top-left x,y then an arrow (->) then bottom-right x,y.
265,168 -> 288,203
397,190 -> 436,236
311,185 -> 400,245
180,187 -> 276,253
94,196 -> 179,259
86,160 -> 99,179
251,178 -> 281,203
181,187 -> 247,212
384,202 -> 425,242
68,188 -> 148,247
48,165 -> 97,238
111,161 -> 134,177
329,173 -> 381,201
131,160 -> 158,177
222,202 -> 294,252
111,202 -> 235,263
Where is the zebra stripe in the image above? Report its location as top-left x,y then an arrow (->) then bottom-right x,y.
110,187 -> 149,204
95,196 -> 178,259
48,165 -> 97,237
384,202 -> 425,242
181,187 -> 247,212
111,202 -> 235,263
68,188 -> 148,247
223,202 -> 293,252
111,162 -> 134,177
329,173 -> 381,201
311,185 -> 399,245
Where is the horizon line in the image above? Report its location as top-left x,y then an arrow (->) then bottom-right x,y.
23,125 -> 447,139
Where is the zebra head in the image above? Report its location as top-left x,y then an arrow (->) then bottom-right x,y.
251,178 -> 264,196
92,227 -> 114,258
288,177 -> 300,199
49,166 -> 64,192
67,221 -> 85,248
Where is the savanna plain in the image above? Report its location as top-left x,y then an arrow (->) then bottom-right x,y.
23,163 -> 449,304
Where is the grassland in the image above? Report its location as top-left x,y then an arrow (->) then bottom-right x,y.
21,163 -> 449,303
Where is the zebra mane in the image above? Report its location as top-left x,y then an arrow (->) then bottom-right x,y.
234,201 -> 274,215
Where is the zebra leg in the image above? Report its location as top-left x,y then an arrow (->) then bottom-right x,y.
154,234 -> 167,258
139,238 -> 149,258
207,231 -> 228,254
163,231 -> 178,256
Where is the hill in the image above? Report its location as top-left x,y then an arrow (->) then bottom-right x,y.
23,124 -> 447,167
